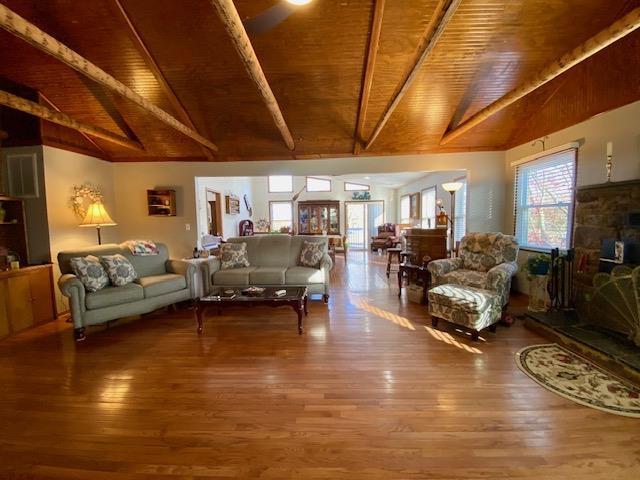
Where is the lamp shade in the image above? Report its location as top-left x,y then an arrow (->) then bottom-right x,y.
442,182 -> 463,193
79,202 -> 117,227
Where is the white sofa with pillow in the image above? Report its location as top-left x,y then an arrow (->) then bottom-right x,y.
57,242 -> 197,341
202,235 -> 333,301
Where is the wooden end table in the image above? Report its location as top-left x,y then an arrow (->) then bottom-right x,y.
398,263 -> 431,305
193,286 -> 308,335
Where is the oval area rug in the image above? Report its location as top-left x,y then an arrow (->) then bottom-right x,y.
516,343 -> 640,418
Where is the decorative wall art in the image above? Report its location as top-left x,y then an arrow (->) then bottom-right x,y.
225,194 -> 240,215
243,194 -> 253,216
70,183 -> 103,219
351,191 -> 371,200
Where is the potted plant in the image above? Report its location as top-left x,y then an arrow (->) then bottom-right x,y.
522,253 -> 550,276
522,253 -> 551,312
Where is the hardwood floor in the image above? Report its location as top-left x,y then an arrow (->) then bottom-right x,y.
0,251 -> 638,479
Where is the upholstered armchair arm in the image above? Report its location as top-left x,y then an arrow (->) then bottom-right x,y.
427,257 -> 463,278
201,257 -> 221,294
58,274 -> 86,329
166,259 -> 198,298
487,261 -> 518,306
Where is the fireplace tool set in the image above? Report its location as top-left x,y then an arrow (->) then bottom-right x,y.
548,248 -> 575,311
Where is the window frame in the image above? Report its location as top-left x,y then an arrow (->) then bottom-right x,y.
344,182 -> 370,192
420,185 -> 437,229
269,200 -> 294,232
400,195 -> 411,224
268,175 -> 293,193
306,176 -> 332,192
453,176 -> 467,243
513,148 -> 577,252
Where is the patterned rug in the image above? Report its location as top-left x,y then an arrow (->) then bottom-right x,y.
516,344 -> 640,418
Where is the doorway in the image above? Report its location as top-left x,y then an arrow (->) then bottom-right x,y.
206,189 -> 223,236
345,201 -> 384,250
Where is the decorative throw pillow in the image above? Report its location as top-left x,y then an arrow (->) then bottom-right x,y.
220,242 -> 250,269
299,241 -> 324,268
100,254 -> 137,286
70,255 -> 109,292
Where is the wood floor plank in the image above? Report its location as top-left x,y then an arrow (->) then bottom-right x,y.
0,251 -> 638,479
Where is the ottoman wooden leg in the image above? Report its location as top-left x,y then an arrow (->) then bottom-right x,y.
431,317 -> 439,328
489,324 -> 497,333
471,330 -> 479,341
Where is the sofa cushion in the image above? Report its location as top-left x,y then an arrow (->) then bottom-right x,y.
213,267 -> 256,286
85,283 -> 144,310
136,273 -> 186,298
249,267 -> 286,285
220,242 -> 250,269
70,255 -> 109,292
299,240 -> 324,268
285,266 -> 324,285
101,254 -> 137,286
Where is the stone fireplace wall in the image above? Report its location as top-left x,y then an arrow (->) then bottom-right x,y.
573,179 -> 640,317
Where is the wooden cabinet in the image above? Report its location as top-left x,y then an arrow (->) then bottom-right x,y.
0,264 -> 56,339
297,201 -> 340,235
0,195 -> 29,267
403,228 -> 447,264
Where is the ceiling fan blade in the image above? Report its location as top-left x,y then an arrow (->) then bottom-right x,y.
243,2 -> 296,35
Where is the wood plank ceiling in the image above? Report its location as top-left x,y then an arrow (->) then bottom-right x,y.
0,0 -> 638,162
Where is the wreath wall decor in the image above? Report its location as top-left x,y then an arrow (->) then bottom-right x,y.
70,184 -> 103,219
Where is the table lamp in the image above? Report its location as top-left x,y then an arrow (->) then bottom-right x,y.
79,201 -> 117,245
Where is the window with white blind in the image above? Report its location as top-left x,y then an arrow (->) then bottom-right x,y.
421,186 -> 436,229
453,178 -> 467,243
269,201 -> 293,231
400,195 -> 410,224
514,149 -> 576,250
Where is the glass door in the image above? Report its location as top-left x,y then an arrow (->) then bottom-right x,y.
346,201 -> 384,250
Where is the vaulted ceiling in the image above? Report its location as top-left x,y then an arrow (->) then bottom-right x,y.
0,0 -> 639,162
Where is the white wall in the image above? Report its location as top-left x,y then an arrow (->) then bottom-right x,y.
195,176 -> 253,242
505,100 -> 640,292
396,170 -> 467,229
250,176 -> 396,234
43,146 -> 118,312
112,150 -> 506,258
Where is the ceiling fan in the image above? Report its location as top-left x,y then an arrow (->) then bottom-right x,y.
243,0 -> 312,35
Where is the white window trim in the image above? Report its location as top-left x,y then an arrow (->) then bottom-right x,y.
513,148 -> 577,252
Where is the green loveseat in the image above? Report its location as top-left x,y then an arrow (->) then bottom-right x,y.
58,243 -> 196,341
202,235 -> 333,301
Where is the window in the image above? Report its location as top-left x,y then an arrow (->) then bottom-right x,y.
421,186 -> 436,229
514,149 -> 576,250
400,195 -> 410,224
306,177 -> 331,192
344,182 -> 370,191
269,201 -> 293,232
268,175 -> 293,193
454,178 -> 467,243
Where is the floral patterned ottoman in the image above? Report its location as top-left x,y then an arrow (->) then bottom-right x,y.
428,283 -> 502,340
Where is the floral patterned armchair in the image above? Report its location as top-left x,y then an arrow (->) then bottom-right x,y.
427,232 -> 519,306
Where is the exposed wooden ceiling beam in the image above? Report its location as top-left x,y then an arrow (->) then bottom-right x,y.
0,2 -> 218,152
0,89 -> 144,151
440,6 -> 640,145
39,92 -> 110,158
353,0 -> 385,155
364,0 -> 461,150
112,0 -> 215,161
210,0 -> 295,151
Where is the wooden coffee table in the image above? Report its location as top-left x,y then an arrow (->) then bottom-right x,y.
193,286 -> 308,335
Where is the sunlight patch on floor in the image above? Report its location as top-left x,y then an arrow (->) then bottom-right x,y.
424,326 -> 483,354
349,292 -> 415,330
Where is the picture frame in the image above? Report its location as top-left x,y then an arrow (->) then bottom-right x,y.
409,193 -> 420,219
225,195 -> 240,215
